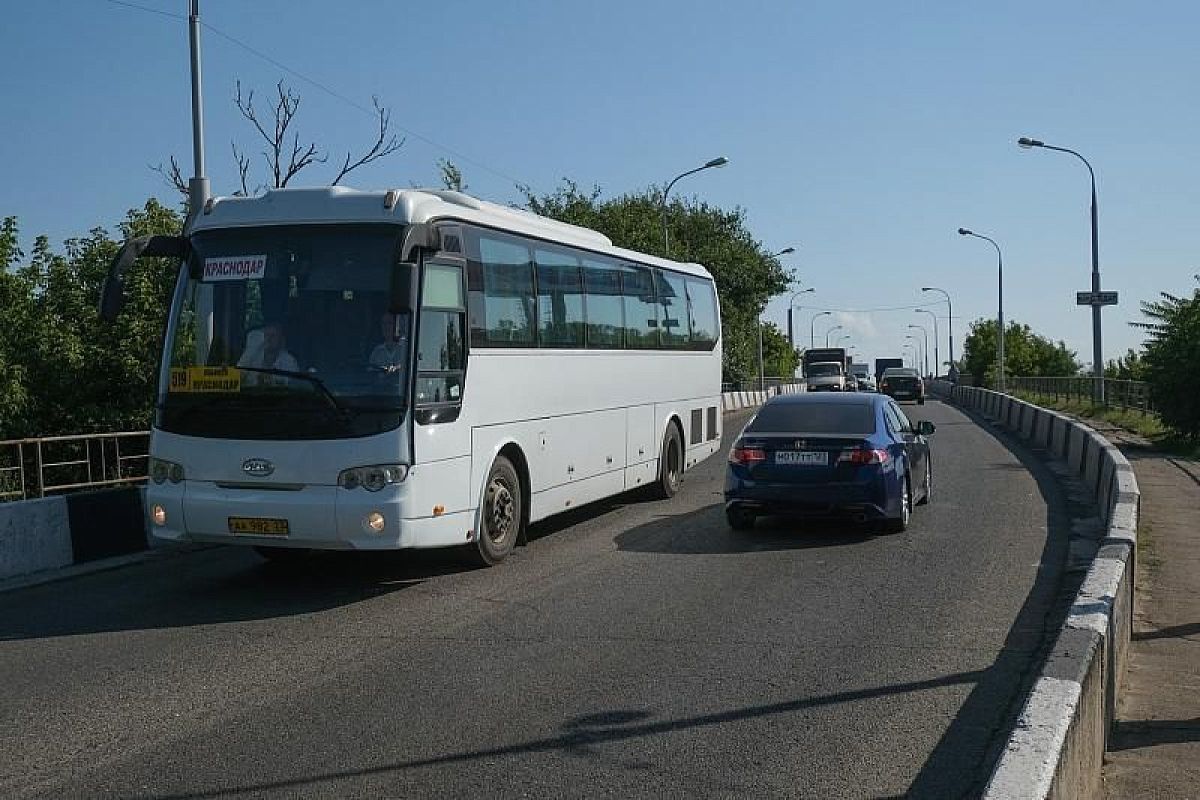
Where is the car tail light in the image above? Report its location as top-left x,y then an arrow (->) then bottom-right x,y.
838,448 -> 890,465
729,446 -> 767,466
880,380 -> 889,389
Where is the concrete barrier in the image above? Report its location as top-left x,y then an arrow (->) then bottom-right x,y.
931,381 -> 1140,800
0,488 -> 148,583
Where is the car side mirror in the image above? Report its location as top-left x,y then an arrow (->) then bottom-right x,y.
916,420 -> 936,436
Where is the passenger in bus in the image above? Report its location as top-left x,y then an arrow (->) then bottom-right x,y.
369,311 -> 409,374
237,322 -> 299,386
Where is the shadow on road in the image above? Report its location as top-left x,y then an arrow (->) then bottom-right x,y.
1109,717 -> 1200,752
0,548 -> 467,642
143,669 -> 986,800
614,503 -> 874,555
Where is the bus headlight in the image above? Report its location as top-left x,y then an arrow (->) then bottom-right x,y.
149,457 -> 184,484
338,465 -> 408,491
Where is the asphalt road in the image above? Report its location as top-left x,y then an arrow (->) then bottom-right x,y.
0,400 -> 1069,799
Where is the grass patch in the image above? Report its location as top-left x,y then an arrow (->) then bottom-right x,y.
1013,390 -> 1200,459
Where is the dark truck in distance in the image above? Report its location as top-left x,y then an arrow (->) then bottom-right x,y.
875,357 -> 904,383
803,347 -> 849,391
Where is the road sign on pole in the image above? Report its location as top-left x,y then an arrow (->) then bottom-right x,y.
1076,290 -> 1118,306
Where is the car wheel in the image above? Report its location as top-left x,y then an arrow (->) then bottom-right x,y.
885,476 -> 911,533
468,455 -> 522,566
653,424 -> 683,499
918,460 -> 932,505
726,506 -> 756,531
918,397 -> 925,405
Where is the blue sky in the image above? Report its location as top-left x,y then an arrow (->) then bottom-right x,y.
2,1 -> 1196,370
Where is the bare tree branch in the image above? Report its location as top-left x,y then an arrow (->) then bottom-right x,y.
150,155 -> 188,199
236,79 -> 325,189
331,96 -> 404,186
231,142 -> 251,196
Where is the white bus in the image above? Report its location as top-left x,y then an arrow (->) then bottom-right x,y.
101,188 -> 723,564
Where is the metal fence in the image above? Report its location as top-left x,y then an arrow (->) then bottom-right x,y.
1010,376 -> 1153,414
0,431 -> 151,503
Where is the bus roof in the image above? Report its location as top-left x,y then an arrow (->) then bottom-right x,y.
191,186 -> 714,280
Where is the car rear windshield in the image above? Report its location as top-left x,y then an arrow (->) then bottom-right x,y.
747,402 -> 876,434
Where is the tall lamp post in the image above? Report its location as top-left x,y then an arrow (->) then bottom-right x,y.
810,311 -> 832,348
921,287 -> 954,373
958,227 -> 1006,393
661,157 -> 729,257
786,284 -> 813,349
905,335 -> 925,376
907,324 -> 929,376
1018,136 -> 1105,403
914,308 -> 940,376
824,324 -> 844,347
903,343 -> 917,369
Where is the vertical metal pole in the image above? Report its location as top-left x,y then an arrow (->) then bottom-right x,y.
997,248 -> 1005,394
35,441 -> 44,498
787,306 -> 794,349
187,0 -> 211,223
1089,180 -> 1104,405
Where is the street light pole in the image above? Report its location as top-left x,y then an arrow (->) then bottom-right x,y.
660,156 -> 729,258
1018,136 -> 1104,403
958,228 -> 1005,393
921,287 -> 954,372
905,335 -> 925,377
186,0 -> 210,226
786,283 -> 812,349
810,311 -> 832,349
908,324 -> 929,376
825,324 -> 843,347
914,309 -> 939,376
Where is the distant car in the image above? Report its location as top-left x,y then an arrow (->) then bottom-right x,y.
846,373 -> 859,392
725,393 -> 934,533
854,372 -> 876,392
880,367 -> 925,404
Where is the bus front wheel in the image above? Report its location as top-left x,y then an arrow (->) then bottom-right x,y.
470,455 -> 522,566
653,424 -> 683,499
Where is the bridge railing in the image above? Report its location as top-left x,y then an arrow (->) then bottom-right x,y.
1009,376 -> 1153,414
0,431 -> 150,503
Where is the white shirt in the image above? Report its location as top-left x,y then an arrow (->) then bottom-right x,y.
237,344 -> 299,386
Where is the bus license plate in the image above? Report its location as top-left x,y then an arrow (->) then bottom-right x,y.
776,451 -> 828,466
228,517 -> 289,535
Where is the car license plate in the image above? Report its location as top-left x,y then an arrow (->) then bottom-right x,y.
776,451 -> 829,466
228,517 -> 289,535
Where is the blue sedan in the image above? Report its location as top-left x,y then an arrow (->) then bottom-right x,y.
724,392 -> 934,533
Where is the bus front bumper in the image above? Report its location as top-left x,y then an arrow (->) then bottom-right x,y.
146,481 -> 474,551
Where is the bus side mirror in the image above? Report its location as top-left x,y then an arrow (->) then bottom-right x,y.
97,235 -> 188,323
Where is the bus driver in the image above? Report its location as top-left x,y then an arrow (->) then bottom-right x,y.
369,312 -> 409,374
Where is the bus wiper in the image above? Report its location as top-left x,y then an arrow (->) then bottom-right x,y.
235,367 -> 351,418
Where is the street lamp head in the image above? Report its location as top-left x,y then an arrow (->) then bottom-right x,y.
777,246 -> 795,256
1017,137 -> 1044,149
921,287 -> 934,292
907,325 -> 920,330
705,156 -> 729,169
957,227 -> 972,236
915,307 -> 927,313
817,311 -> 832,318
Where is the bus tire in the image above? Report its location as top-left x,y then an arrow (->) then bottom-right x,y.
470,455 -> 522,566
653,423 -> 683,499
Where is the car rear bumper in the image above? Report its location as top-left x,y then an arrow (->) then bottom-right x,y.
724,478 -> 891,519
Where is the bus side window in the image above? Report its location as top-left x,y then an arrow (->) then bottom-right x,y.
415,261 -> 467,424
622,264 -> 659,349
583,257 -> 623,348
656,270 -> 691,348
475,233 -> 535,347
534,247 -> 584,347
686,278 -> 719,350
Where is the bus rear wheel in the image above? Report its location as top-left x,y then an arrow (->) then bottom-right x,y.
653,424 -> 683,499
470,455 -> 522,566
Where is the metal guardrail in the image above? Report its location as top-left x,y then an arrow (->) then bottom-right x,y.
0,431 -> 150,503
722,377 -> 797,392
1010,376 -> 1153,414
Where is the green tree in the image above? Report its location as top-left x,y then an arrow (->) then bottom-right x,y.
1134,278 -> 1200,439
521,180 -> 791,382
1105,348 -> 1148,381
0,200 -> 183,439
961,318 -> 1081,387
761,322 -> 799,379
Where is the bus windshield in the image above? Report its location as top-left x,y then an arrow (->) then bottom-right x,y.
808,363 -> 842,377
158,224 -> 412,439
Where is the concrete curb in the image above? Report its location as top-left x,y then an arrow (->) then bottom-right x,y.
932,382 -> 1140,800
